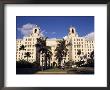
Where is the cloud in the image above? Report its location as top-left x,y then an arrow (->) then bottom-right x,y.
63,36 -> 68,39
84,32 -> 94,41
17,23 -> 37,36
39,30 -> 46,37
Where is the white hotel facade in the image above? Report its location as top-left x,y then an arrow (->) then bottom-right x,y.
16,25 -> 94,66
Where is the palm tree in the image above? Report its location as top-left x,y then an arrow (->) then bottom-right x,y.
77,49 -> 81,60
35,37 -> 52,70
19,44 -> 26,60
90,50 -> 94,60
55,39 -> 68,68
24,52 -> 31,62
39,47 -> 47,70
39,44 -> 52,70
35,37 -> 43,67
44,46 -> 52,69
88,50 -> 94,67
35,37 -> 46,66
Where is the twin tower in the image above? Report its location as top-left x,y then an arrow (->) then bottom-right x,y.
32,25 -> 78,38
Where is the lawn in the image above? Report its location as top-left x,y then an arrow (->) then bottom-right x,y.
35,68 -> 67,74
16,67 -> 94,74
35,67 -> 94,74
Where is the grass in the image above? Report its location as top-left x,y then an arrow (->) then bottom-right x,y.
35,67 -> 94,74
16,67 -> 94,74
35,68 -> 67,74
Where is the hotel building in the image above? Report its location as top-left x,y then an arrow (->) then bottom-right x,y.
16,25 -> 94,66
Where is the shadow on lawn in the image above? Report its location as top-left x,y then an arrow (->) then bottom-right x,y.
67,67 -> 94,74
16,67 -> 40,74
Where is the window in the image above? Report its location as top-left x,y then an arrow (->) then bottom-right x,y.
34,29 -> 37,33
28,38 -> 31,41
72,29 -> 74,33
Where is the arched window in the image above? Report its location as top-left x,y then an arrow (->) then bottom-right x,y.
34,29 -> 37,33
72,29 -> 74,33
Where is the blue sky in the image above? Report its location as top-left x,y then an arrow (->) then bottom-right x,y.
16,16 -> 94,39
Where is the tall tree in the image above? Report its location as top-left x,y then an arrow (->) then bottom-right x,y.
35,37 -> 43,66
77,49 -> 81,60
19,44 -> 26,60
24,52 -> 31,62
90,50 -> 94,60
88,50 -> 94,67
44,46 -> 52,68
55,39 -> 68,67
35,37 -> 52,70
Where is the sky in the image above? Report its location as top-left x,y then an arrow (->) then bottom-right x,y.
16,16 -> 94,39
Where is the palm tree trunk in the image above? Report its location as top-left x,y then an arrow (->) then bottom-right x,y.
42,60 -> 43,71
58,59 -> 61,68
27,57 -> 28,62
45,56 -> 47,69
48,58 -> 50,68
21,50 -> 23,60
36,48 -> 40,67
